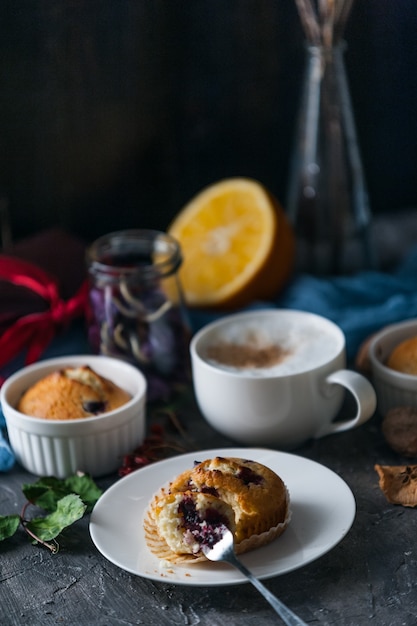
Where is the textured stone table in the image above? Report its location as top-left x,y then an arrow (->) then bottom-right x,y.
1,385 -> 417,626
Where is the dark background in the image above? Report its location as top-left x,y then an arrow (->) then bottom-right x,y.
0,0 -> 416,245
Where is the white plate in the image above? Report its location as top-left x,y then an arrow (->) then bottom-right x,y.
89,447 -> 355,586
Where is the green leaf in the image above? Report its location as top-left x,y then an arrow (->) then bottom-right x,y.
64,474 -> 102,513
22,477 -> 68,511
22,474 -> 102,513
0,514 -> 20,541
25,494 -> 87,542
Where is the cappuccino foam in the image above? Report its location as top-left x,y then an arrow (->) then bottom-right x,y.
202,316 -> 342,376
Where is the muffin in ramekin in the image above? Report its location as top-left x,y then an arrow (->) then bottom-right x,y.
0,355 -> 146,478
369,318 -> 417,416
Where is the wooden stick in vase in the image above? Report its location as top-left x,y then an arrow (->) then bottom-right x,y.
294,0 -> 321,45
335,0 -> 355,39
319,0 -> 335,47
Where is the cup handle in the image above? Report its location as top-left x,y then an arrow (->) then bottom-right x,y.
315,369 -> 377,438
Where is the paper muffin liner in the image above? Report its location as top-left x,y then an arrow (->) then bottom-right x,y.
143,485 -> 291,565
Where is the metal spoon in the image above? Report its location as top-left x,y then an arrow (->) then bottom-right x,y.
202,528 -> 308,626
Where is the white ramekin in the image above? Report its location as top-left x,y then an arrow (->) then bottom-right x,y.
1,355 -> 147,478
369,318 -> 417,416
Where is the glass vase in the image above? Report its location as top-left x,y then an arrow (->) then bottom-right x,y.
286,42 -> 375,275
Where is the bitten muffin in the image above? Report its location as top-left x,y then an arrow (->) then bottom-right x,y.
152,490 -> 236,557
17,365 -> 131,420
169,457 -> 289,545
387,336 -> 417,374
144,456 -> 290,563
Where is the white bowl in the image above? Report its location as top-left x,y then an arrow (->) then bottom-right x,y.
369,318 -> 417,416
0,355 -> 147,478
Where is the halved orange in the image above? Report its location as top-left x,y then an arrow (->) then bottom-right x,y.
168,178 -> 295,309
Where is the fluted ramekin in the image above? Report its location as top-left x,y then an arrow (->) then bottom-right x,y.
1,355 -> 146,478
369,318 -> 417,416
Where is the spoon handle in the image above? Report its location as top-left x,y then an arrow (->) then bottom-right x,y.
231,555 -> 308,626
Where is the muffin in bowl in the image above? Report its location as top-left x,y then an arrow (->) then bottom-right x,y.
17,365 -> 132,420
1,355 -> 146,478
369,318 -> 417,415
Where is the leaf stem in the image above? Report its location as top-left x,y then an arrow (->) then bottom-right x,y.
20,501 -> 59,553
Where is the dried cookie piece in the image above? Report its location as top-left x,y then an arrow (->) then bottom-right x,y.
382,406 -> 417,457
375,463 -> 417,507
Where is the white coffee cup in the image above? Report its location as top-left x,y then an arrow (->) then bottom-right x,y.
190,309 -> 376,449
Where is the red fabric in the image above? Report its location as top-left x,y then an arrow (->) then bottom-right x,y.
0,255 -> 89,369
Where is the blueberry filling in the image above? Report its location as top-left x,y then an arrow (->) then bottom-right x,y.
82,400 -> 107,415
178,496 -> 229,550
236,466 -> 263,485
200,486 -> 219,497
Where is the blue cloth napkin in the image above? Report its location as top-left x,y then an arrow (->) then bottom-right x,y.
278,248 -> 417,361
3,246 -> 417,472
0,411 -> 14,471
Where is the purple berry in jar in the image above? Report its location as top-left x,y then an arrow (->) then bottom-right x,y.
146,317 -> 177,375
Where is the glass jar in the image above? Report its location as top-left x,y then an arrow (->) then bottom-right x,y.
87,230 -> 191,402
286,42 -> 376,275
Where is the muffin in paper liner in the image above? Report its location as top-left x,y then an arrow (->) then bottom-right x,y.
169,456 -> 290,543
143,459 -> 291,565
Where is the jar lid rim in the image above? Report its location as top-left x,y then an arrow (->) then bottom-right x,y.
87,229 -> 182,277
